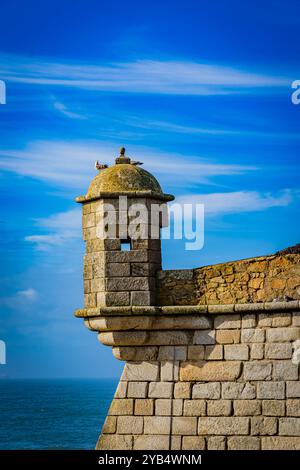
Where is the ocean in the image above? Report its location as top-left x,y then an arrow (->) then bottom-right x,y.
0,379 -> 118,449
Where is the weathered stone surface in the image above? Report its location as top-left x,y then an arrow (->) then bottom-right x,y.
93,316 -> 152,331
206,436 -> 226,450
272,313 -> 291,327
96,434 -> 132,450
107,263 -> 130,277
265,343 -> 292,359
155,399 -> 183,416
133,435 -> 169,450
127,381 -> 148,398
234,400 -> 261,416
106,250 -> 149,263
222,383 -> 256,399
193,330 -> 215,345
216,330 -> 240,344
262,400 -> 285,417
102,416 -> 117,434
114,381 -> 127,398
250,344 -> 264,360
144,417 -> 171,434
262,436 -> 300,450
286,399 -> 300,417
272,360 -> 299,380
187,345 -> 205,360
117,416 -> 143,434
214,315 -> 241,330
84,293 -> 97,308
90,278 -> 105,292
148,382 -> 173,398
131,291 -> 154,306
207,400 -> 232,416
193,383 -> 221,400
198,417 -> 249,435
160,361 -> 179,381
180,361 -> 241,381
158,346 -> 187,361
183,400 -> 206,416
182,436 -> 205,450
172,417 -> 197,435
241,315 -> 256,329
293,312 -> 300,326
243,362 -> 272,381
97,291 -> 130,307
107,276 -> 153,292
113,346 -> 158,361
257,314 -> 272,327
224,344 -> 249,361
286,381 -> 300,398
257,382 -> 285,399
174,382 -> 192,399
109,399 -> 134,416
267,327 -> 300,343
279,418 -> 300,436
251,417 -> 277,435
205,345 -> 223,360
154,316 -> 212,330
229,436 -> 260,450
241,329 -> 265,343
134,399 -> 154,416
99,331 -> 148,346
146,331 -> 191,346
170,436 -> 181,450
121,362 -> 159,381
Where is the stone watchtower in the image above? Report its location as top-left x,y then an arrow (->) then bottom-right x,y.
75,147 -> 300,451
76,147 -> 174,310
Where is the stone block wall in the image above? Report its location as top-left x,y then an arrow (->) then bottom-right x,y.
158,254 -> 300,306
77,303 -> 300,450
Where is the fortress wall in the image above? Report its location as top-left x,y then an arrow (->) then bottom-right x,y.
83,303 -> 300,450
158,254 -> 300,306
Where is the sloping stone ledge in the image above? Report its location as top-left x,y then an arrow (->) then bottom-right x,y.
76,190 -> 174,203
74,300 -> 300,318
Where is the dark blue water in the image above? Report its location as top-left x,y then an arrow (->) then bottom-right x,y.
0,379 -> 118,449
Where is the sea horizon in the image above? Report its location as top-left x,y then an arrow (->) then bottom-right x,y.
0,378 -> 118,450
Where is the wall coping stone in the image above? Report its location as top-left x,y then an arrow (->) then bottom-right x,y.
74,300 -> 300,318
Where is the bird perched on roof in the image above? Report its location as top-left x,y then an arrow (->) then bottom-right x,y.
95,161 -> 108,171
131,160 -> 143,166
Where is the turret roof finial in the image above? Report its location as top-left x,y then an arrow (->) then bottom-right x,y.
116,146 -> 131,164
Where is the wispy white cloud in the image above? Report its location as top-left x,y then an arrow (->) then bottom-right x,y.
0,287 -> 39,311
0,140 -> 257,191
53,100 -> 87,120
128,117 -> 300,140
0,54 -> 289,95
176,189 -> 295,216
25,209 -> 81,250
17,288 -> 38,301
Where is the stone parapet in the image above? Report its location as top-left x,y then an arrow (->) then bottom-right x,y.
158,254 -> 300,305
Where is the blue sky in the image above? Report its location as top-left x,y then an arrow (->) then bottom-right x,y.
0,0 -> 299,378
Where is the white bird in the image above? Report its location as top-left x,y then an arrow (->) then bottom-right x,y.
95,161 -> 108,171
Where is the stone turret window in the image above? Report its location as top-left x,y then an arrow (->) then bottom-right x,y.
120,239 -> 131,251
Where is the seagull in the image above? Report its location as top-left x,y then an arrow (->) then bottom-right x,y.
131,160 -> 143,166
95,161 -> 108,171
